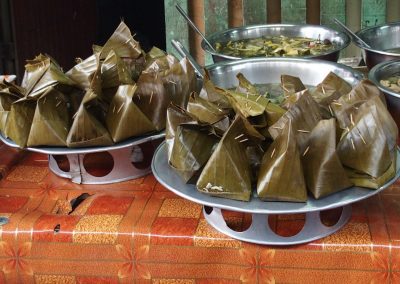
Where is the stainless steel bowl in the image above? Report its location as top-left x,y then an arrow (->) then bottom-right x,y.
355,21 -> 400,69
369,59 -> 400,128
206,57 -> 363,90
201,24 -> 350,63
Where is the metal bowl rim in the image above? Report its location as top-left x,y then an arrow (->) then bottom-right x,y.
205,57 -> 364,83
201,23 -> 351,60
369,59 -> 400,98
355,21 -> 400,56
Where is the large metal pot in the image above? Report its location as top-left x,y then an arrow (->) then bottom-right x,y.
369,59 -> 400,128
355,21 -> 400,69
201,24 -> 350,63
206,57 -> 363,90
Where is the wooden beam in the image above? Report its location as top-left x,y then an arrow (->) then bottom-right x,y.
188,0 -> 205,65
228,0 -> 244,27
267,0 -> 281,23
306,0 -> 320,24
387,0 -> 400,22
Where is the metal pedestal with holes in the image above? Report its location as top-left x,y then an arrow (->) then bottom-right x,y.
0,132 -> 165,184
152,142 -> 400,245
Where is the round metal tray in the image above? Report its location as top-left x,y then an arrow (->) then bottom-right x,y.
1,131 -> 165,184
152,142 -> 400,245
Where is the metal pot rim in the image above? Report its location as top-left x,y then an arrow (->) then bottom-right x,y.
355,21 -> 400,56
369,59 -> 400,98
201,23 -> 350,60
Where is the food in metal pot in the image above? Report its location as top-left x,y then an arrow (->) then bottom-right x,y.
215,35 -> 334,58
380,75 -> 400,93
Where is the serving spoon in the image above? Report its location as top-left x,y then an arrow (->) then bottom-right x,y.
333,18 -> 371,49
175,4 -> 216,52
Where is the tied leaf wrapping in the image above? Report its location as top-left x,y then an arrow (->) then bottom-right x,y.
257,119 -> 307,202
101,50 -> 134,89
269,91 -> 322,152
199,70 -> 231,110
281,75 -> 306,95
196,115 -> 258,201
169,124 -> 220,183
0,81 -> 24,135
302,119 -> 353,199
106,84 -> 155,143
312,72 -> 352,103
27,87 -> 70,147
66,54 -> 98,90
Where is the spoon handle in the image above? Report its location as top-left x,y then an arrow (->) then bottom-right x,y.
171,39 -> 204,78
333,18 -> 371,48
176,4 -> 216,52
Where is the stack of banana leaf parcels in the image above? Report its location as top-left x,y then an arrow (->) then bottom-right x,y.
167,71 -> 398,202
0,22 -> 196,148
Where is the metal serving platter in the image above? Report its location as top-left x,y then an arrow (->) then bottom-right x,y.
152,142 -> 400,215
0,131 -> 165,155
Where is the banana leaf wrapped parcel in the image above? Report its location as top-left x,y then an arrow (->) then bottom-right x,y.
0,81 -> 24,135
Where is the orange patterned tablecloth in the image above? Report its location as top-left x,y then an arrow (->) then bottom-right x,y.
0,144 -> 400,284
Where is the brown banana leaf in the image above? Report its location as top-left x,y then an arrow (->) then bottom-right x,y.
345,155 -> 396,189
66,89 -> 113,147
27,87 -> 70,147
236,72 -> 259,95
22,54 -> 76,98
123,55 -> 146,81
0,93 -> 20,135
66,54 -> 98,90
165,104 -> 198,161
281,89 -> 309,110
99,21 -> 143,60
187,92 -> 230,132
133,71 -> 170,131
101,50 -> 134,89
169,124 -> 219,183
257,119 -> 307,202
157,57 -> 196,109
269,91 -> 321,152
302,119 -> 352,199
144,54 -> 177,73
312,71 -> 352,103
4,97 -> 36,147
199,70 -> 231,110
106,84 -> 155,143
281,75 -> 306,95
337,111 -> 391,178
331,79 -> 386,128
217,87 -> 266,118
196,115 -> 254,201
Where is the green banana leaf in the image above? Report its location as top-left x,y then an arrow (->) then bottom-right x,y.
27,87 -> 70,147
99,21 -> 143,60
196,115 -> 255,201
235,72 -> 259,95
4,97 -> 36,148
269,91 -> 321,152
187,92 -> 230,132
302,119 -> 353,199
106,84 -> 155,143
0,82 -> 24,135
257,119 -> 307,202
165,104 -> 198,161
169,124 -> 219,183
199,70 -> 231,110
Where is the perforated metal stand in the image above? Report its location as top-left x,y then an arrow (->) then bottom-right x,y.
203,205 -> 352,245
48,145 -> 155,184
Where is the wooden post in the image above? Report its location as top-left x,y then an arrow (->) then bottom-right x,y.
267,0 -> 281,23
387,0 -> 400,22
188,0 -> 205,66
228,0 -> 244,27
306,0 -> 320,24
345,0 -> 362,58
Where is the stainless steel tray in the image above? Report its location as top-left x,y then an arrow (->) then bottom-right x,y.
152,141 -> 400,245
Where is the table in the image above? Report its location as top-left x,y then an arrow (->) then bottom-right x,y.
0,142 -> 399,283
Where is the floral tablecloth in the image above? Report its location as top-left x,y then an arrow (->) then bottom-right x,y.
0,141 -> 399,283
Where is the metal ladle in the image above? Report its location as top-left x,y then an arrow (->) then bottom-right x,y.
333,18 -> 371,49
176,4 -> 216,52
